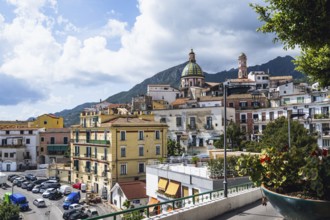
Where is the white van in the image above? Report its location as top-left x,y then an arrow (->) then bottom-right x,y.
81,183 -> 87,192
59,185 -> 72,195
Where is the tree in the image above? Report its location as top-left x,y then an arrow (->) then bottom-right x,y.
214,122 -> 245,150
0,202 -> 20,220
167,139 -> 183,156
261,117 -> 317,150
251,0 -> 330,86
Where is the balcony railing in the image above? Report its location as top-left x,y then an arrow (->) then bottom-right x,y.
71,139 -> 110,145
204,124 -> 213,130
101,155 -> 108,161
85,167 -> 91,173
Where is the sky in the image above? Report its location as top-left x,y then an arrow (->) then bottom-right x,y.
0,0 -> 299,120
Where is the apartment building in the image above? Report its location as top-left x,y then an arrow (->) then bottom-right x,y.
71,114 -> 168,199
28,114 -> 64,129
0,128 -> 44,171
39,128 -> 70,164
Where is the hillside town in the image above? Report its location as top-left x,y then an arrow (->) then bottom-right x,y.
0,50 -> 329,219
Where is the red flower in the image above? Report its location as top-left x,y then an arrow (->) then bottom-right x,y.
322,148 -> 328,157
260,155 -> 270,164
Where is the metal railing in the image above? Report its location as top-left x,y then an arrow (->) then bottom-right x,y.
88,182 -> 255,220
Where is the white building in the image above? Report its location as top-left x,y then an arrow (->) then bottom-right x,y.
110,181 -> 148,209
147,84 -> 180,104
0,128 -> 44,171
152,106 -> 235,154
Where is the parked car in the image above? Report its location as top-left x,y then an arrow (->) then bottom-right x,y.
48,176 -> 60,181
21,181 -> 30,189
72,182 -> 82,190
40,183 -> 61,193
9,175 -> 20,182
7,174 -> 19,181
69,211 -> 89,220
62,209 -> 80,220
13,177 -> 24,185
42,188 -> 56,198
25,174 -> 37,181
33,198 -> 46,208
48,190 -> 62,200
26,183 -> 36,191
33,179 -> 48,185
41,180 -> 58,185
60,185 -> 72,195
86,208 -> 99,218
32,185 -> 41,193
16,178 -> 26,187
69,203 -> 83,211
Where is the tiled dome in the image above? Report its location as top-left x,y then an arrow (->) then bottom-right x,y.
181,49 -> 204,77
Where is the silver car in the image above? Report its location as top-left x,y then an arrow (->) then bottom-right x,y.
32,185 -> 41,193
33,198 -> 46,208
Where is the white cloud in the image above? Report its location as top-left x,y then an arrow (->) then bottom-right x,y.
0,0 -> 300,120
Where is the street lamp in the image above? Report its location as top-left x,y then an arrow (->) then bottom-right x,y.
223,83 -> 228,198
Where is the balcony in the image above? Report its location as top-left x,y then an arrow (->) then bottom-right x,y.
85,167 -> 91,173
71,139 -> 110,146
101,155 -> 108,161
187,124 -> 197,130
23,155 -> 31,159
102,171 -> 108,177
0,144 -> 25,148
84,154 -> 92,158
204,124 -> 213,130
47,145 -> 68,155
240,119 -> 247,124
314,114 -> 330,119
72,153 -> 80,157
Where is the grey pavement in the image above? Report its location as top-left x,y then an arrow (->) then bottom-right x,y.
211,200 -> 284,220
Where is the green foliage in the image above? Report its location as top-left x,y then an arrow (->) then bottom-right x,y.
214,122 -> 245,150
123,210 -> 144,220
167,139 -> 183,156
235,117 -> 330,200
191,156 -> 199,164
207,156 -> 238,179
0,202 -> 20,220
251,0 -> 330,86
123,200 -> 131,209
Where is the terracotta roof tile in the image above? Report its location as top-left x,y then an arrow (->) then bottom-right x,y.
118,181 -> 147,200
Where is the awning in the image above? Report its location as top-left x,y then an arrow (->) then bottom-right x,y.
147,197 -> 160,212
165,181 -> 180,196
158,178 -> 168,191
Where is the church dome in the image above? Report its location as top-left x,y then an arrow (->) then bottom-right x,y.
181,49 -> 204,77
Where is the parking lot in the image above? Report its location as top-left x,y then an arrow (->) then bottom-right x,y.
1,172 -> 115,220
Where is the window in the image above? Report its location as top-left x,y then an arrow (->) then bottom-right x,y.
138,131 -> 144,140
50,137 -> 55,144
74,146 -> 80,156
297,97 -> 304,104
44,120 -> 47,125
254,125 -> 259,133
156,145 -> 160,155
206,116 -> 212,129
139,146 -> 144,156
269,112 -> 274,121
26,138 -> 30,144
4,153 -> 8,157
5,131 -> 9,135
41,137 -> 44,142
189,117 -> 196,129
239,102 -> 247,107
120,131 -> 126,141
283,98 -> 290,104
63,137 -> 68,144
323,139 -> 330,147
121,147 -> 126,157
229,103 -> 234,107
29,130 -> 33,134
176,117 -> 182,126
120,164 -> 127,175
138,163 -> 145,173
41,147 -> 44,152
253,114 -> 259,122
155,131 -> 160,140
10,153 -> 14,158
20,130 -> 24,134
160,118 -> 166,123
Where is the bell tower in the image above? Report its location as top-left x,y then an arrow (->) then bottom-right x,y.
238,53 -> 247,79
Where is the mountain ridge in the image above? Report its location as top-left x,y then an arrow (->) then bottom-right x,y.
55,55 -> 304,126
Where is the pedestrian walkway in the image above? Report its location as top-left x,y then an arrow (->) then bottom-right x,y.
211,200 -> 283,220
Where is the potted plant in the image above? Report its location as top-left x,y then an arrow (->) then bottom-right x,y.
191,156 -> 199,167
235,117 -> 330,220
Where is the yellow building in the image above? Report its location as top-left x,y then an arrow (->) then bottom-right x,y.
71,115 -> 168,199
29,114 -> 64,129
0,121 -> 29,129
